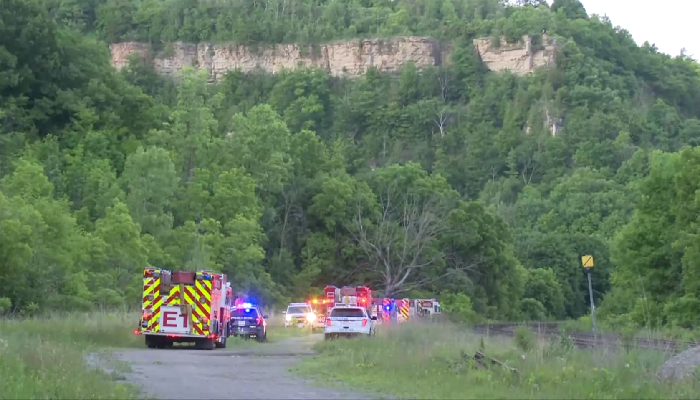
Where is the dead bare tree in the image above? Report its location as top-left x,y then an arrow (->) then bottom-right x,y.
349,187 -> 461,296
433,106 -> 450,137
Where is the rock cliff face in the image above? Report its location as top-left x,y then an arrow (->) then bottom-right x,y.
109,35 -> 555,79
473,34 -> 557,75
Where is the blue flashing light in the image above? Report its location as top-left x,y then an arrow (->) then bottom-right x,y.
236,302 -> 253,309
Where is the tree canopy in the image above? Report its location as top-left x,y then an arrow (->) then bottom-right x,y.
1,0 -> 700,329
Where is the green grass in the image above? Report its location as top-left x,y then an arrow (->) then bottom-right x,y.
0,311 -> 143,399
265,315 -> 316,343
295,321 -> 700,399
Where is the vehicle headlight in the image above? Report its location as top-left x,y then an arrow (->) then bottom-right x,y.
285,315 -> 291,321
306,313 -> 316,322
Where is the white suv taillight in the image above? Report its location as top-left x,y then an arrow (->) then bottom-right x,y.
326,318 -> 332,326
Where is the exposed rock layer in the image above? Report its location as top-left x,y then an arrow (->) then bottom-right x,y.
109,35 -> 556,79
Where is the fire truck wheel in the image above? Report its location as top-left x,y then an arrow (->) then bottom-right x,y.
197,338 -> 216,350
145,336 -> 157,349
215,334 -> 227,349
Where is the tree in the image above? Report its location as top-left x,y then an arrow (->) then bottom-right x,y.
352,187 -> 452,296
121,146 -> 178,240
347,163 -> 464,296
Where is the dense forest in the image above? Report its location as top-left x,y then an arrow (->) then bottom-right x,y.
2,0 -> 700,329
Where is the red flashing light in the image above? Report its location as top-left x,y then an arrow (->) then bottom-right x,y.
362,319 -> 368,327
359,297 -> 366,304
133,329 -> 141,335
144,269 -> 154,278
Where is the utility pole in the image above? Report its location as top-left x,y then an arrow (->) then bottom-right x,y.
581,255 -> 597,334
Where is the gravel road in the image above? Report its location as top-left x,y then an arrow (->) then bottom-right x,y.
96,333 -> 373,400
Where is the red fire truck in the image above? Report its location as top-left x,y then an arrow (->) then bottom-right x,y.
135,268 -> 233,350
323,285 -> 373,314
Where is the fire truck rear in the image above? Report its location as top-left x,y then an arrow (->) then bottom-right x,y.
135,268 -> 232,350
323,285 -> 373,314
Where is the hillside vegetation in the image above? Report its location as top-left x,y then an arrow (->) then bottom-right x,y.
2,0 -> 700,331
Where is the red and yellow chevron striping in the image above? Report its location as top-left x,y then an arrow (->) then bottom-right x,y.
194,279 -> 212,335
141,269 -> 216,337
400,298 -> 410,321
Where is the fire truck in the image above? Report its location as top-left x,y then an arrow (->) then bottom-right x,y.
411,298 -> 442,317
135,268 -> 233,350
323,285 -> 373,314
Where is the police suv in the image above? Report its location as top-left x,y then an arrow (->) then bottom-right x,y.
230,302 -> 267,342
324,306 -> 377,340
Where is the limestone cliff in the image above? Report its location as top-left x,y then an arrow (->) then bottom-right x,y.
109,35 -> 555,79
473,34 -> 557,75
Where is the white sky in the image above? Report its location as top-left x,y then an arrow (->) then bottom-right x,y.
579,0 -> 698,59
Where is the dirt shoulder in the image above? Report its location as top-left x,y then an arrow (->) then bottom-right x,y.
96,334 -> 371,400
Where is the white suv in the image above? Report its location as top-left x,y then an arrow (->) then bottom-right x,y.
324,306 -> 376,340
284,303 -> 314,327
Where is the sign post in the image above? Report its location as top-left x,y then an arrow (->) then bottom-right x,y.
581,255 -> 597,334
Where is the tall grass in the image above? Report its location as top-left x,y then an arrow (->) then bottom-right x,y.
0,311 -> 142,399
296,321 -> 699,399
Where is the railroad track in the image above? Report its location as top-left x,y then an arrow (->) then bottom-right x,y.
472,322 -> 699,354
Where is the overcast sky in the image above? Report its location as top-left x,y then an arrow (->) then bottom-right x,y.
579,0 -> 698,59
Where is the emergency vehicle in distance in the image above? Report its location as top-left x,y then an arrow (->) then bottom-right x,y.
284,302 -> 315,327
306,298 -> 330,330
412,298 -> 442,316
230,300 -> 268,341
323,285 -> 373,315
135,268 -> 232,350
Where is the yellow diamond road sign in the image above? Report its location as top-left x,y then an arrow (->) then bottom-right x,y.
582,255 -> 594,268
